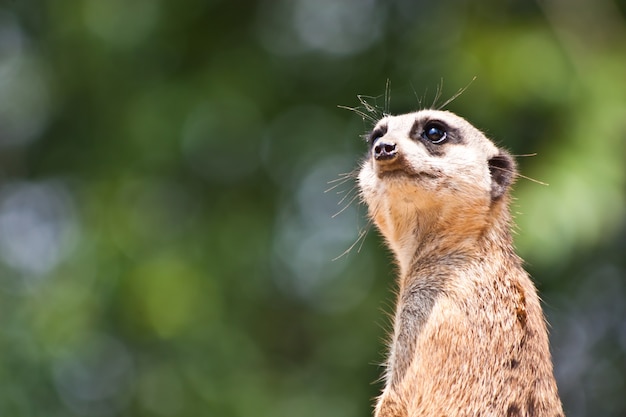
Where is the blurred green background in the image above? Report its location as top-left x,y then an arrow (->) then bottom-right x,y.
1,0 -> 625,416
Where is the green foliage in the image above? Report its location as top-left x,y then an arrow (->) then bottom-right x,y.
1,0 -> 625,416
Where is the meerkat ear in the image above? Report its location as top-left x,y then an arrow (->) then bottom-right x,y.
488,149 -> 516,200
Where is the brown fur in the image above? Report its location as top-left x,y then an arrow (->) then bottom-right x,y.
358,110 -> 564,417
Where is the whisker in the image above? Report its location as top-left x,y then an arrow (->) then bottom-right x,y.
410,82 -> 423,110
336,186 -> 356,205
421,87 -> 429,110
332,226 -> 369,261
324,179 -> 352,193
490,165 -> 549,186
327,172 -> 354,183
337,185 -> 356,206
332,192 -> 360,218
357,94 -> 382,116
384,79 -> 391,116
325,170 -> 359,193
337,105 -> 378,123
511,153 -> 538,158
427,155 -> 550,187
436,76 -> 477,110
431,79 -> 444,109
516,173 -> 549,186
355,224 -> 370,253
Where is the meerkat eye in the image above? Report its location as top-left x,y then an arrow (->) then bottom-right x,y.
422,123 -> 447,144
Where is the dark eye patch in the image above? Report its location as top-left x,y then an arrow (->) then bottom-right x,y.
368,124 -> 388,146
409,118 -> 460,156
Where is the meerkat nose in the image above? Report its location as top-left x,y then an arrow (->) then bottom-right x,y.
373,138 -> 398,161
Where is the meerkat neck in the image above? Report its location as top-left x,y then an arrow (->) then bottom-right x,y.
391,198 -> 513,283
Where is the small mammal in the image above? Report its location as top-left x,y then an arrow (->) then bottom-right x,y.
357,109 -> 564,416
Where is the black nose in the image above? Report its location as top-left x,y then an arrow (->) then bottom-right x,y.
373,139 -> 397,161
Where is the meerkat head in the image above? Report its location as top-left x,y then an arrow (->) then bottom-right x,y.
358,110 -> 516,252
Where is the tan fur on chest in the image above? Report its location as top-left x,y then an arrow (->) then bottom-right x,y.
357,109 -> 564,417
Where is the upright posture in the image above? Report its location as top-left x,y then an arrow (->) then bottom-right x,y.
358,110 -> 564,416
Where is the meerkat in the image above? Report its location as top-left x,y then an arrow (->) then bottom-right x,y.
357,109 -> 564,417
